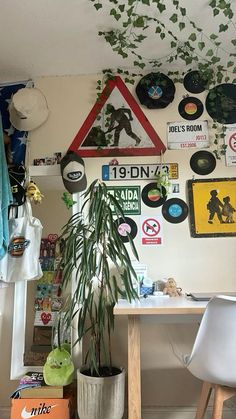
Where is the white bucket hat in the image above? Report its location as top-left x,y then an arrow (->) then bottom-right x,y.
9,87 -> 49,131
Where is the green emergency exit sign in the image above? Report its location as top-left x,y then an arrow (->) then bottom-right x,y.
107,186 -> 141,215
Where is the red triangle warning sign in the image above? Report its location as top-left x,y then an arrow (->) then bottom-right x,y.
69,76 -> 166,157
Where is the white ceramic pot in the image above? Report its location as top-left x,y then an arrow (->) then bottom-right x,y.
77,367 -> 125,419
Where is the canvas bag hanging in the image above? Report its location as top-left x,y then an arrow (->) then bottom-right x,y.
1,198 -> 43,283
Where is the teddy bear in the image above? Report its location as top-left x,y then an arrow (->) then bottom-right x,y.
163,278 -> 182,297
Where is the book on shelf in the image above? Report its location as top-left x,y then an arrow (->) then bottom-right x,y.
10,371 -> 64,399
20,384 -> 63,399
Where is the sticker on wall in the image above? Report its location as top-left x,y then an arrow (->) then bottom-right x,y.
167,120 -> 209,149
172,184 -> 180,194
102,163 -> 178,181
34,310 -> 58,327
224,126 -> 236,167
115,217 -> 138,243
107,186 -> 141,215
183,71 -> 206,94
141,216 -> 163,245
162,198 -> 188,224
190,150 -> 216,175
141,183 -> 167,208
68,76 -> 166,157
178,97 -> 204,121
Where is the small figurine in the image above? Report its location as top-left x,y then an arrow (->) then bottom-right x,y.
26,181 -> 44,203
61,191 -> 76,209
43,347 -> 74,386
163,277 -> 182,297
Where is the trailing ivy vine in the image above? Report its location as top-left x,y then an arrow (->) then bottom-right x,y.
89,0 -> 236,158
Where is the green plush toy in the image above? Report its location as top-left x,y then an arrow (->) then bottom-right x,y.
43,347 -> 74,386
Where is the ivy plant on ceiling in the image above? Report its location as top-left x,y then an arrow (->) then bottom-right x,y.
89,0 -> 236,158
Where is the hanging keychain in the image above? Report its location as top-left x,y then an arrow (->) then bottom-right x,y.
156,151 -> 171,197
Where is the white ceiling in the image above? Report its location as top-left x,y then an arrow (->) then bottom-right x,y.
0,0 -> 234,83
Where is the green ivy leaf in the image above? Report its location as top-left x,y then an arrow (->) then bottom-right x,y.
231,39 -> 236,46
155,26 -> 161,33
133,16 -> 145,27
224,8 -> 233,19
133,61 -> 146,69
160,32 -> 165,40
209,0 -> 216,6
179,22 -> 185,31
141,0 -> 150,4
211,56 -> 221,64
128,0 -> 136,4
171,41 -> 177,48
233,67 -> 236,73
118,4 -> 125,12
218,0 -> 227,9
94,3 -> 102,10
213,8 -> 220,16
170,14 -> 178,23
185,57 -> 193,65
219,24 -> 228,32
227,61 -> 234,67
180,7 -> 186,16
210,33 -> 218,40
189,33 -> 197,41
198,42 -> 205,51
157,3 -> 166,13
206,49 -> 214,56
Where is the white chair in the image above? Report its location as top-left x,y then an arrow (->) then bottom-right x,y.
183,295 -> 236,418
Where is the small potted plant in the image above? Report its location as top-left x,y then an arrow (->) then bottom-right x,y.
60,179 -> 139,419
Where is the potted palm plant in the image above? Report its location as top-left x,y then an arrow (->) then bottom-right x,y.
60,179 -> 139,419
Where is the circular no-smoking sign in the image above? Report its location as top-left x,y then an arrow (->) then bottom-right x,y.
229,133 -> 236,152
142,218 -> 160,237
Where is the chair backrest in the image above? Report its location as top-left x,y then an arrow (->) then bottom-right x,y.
186,295 -> 236,387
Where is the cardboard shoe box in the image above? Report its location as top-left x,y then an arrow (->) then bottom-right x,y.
11,396 -> 74,419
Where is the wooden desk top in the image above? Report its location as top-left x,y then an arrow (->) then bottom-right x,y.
114,295 -> 207,315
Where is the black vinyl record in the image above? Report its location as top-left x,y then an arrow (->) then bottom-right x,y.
135,72 -> 176,109
142,183 -> 167,208
178,97 -> 204,120
115,217 -> 137,243
205,83 -> 236,124
190,150 -> 216,175
183,71 -> 206,94
162,198 -> 188,224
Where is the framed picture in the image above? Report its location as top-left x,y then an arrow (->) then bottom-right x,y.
187,178 -> 236,238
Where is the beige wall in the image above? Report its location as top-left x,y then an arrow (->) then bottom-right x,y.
0,73 -> 235,409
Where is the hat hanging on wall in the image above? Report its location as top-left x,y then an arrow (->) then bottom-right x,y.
190,150 -> 216,175
135,72 -> 176,109
183,71 -> 207,94
205,83 -> 236,124
60,150 -> 87,194
9,87 -> 49,131
178,97 -> 204,120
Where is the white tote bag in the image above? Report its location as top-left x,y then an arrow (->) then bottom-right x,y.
2,199 -> 43,283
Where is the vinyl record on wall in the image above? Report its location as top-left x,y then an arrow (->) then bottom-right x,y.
183,71 -> 206,94
205,83 -> 236,124
190,150 -> 216,175
135,73 -> 176,109
162,198 -> 188,223
142,183 -> 167,208
178,97 -> 204,120
115,217 -> 138,243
